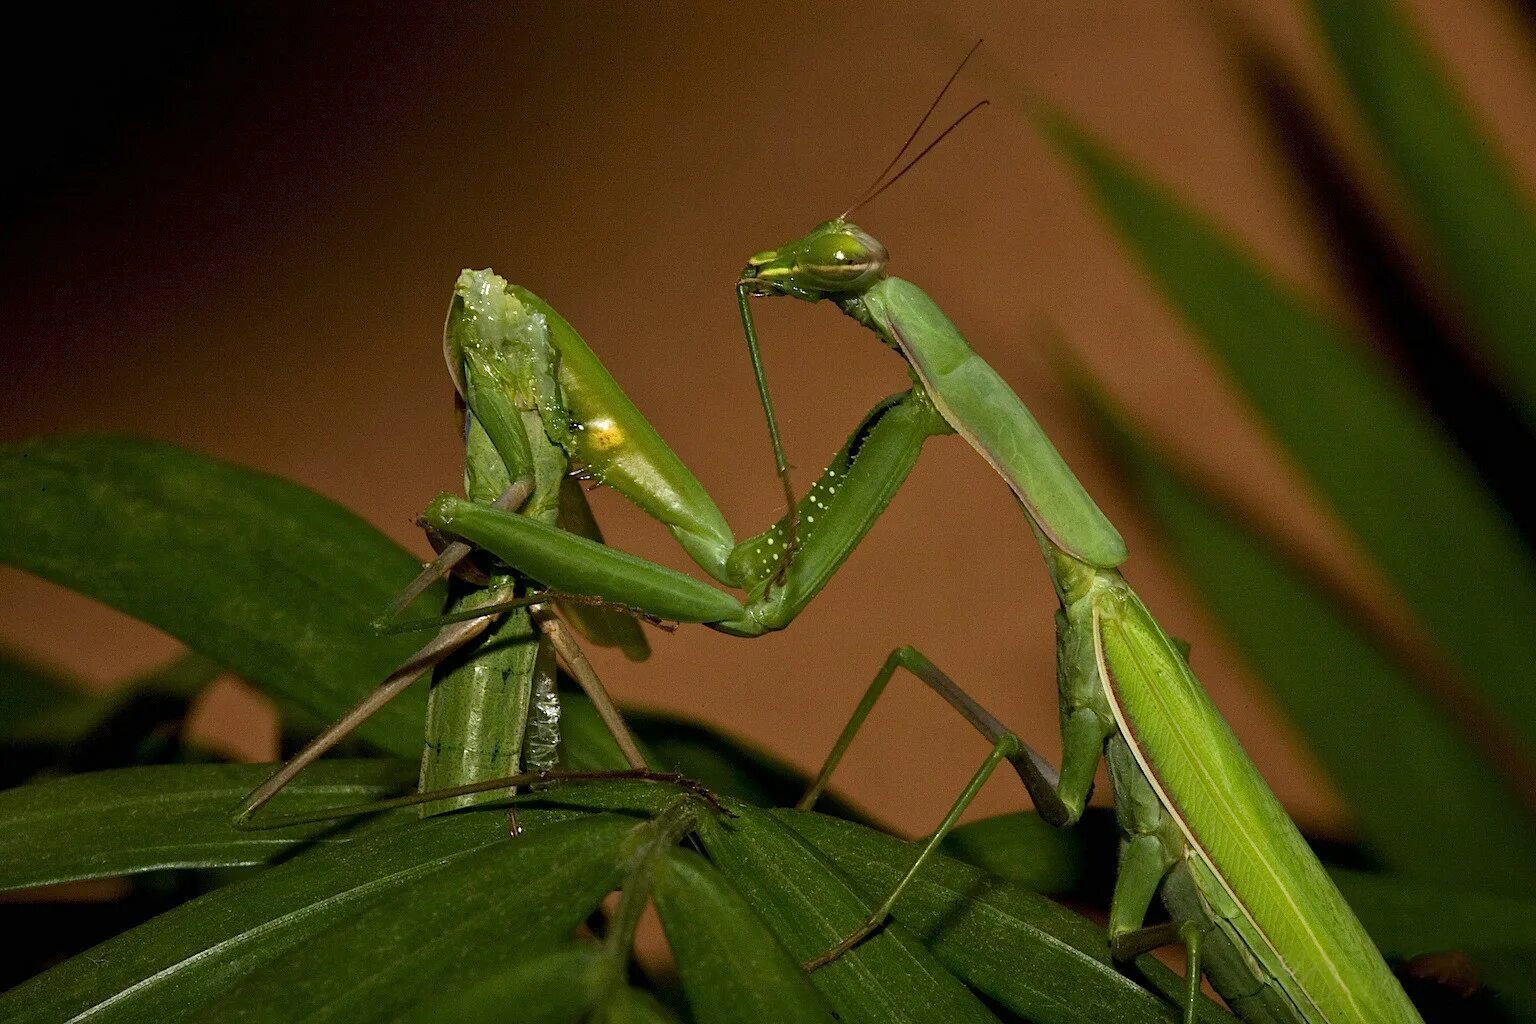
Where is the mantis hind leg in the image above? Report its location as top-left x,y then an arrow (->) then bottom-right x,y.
1109,839 -> 1212,1024
798,645 -> 1108,969
1110,916 -> 1204,1024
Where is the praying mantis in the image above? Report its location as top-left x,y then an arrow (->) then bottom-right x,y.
405,110 -> 1422,1024
235,58 -> 1424,1024
410,252 -> 1423,1024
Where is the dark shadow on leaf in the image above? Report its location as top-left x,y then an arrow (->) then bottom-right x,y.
0,873 -> 207,990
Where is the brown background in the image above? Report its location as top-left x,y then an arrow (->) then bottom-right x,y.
3,2 -> 1532,840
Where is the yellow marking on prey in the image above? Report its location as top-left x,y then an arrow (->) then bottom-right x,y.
580,416 -> 626,452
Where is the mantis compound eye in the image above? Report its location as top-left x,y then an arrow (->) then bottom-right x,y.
796,228 -> 888,291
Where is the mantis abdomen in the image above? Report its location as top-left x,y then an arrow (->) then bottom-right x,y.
1079,565 -> 1421,1024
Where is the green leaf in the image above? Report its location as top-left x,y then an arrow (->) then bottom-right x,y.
1085,396 -> 1536,890
0,436 -> 444,755
196,814 -> 634,1023
0,810 -> 569,1023
0,761 -> 416,890
696,804 -> 1003,1024
1044,117 -> 1536,753
391,942 -> 609,1024
652,847 -> 837,1024
1328,869 -> 1536,959
0,645 -> 86,739
595,987 -> 685,1024
784,810 -> 1235,1024
1308,0 -> 1536,423
18,653 -> 223,777
1477,956 -> 1536,1024
1334,869 -> 1536,1018
940,806 -> 1118,900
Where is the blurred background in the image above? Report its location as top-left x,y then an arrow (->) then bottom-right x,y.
3,1 -> 1534,843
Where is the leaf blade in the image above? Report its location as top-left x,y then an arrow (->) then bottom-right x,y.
697,804 -> 1004,1024
653,847 -> 837,1024
1308,0 -> 1536,422
199,814 -> 634,1024
0,810 -> 528,1023
0,436 -> 443,755
0,761 -> 416,890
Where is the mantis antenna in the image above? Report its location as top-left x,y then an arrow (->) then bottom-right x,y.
842,39 -> 990,219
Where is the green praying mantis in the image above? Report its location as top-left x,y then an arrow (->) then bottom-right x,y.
408,257 -> 1424,1024
236,58 -> 1424,1024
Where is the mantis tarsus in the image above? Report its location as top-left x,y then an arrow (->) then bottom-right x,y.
404,73 -> 1426,1024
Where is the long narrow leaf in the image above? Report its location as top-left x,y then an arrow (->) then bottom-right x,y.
0,761 -> 415,890
653,847 -> 837,1024
0,810 -> 576,1023
0,436 -> 444,755
391,942 -> 609,1024
1045,117 -> 1536,753
196,814 -> 634,1023
697,805 -> 1003,1024
1328,868 -> 1536,958
1308,0 -> 1536,423
1232,32 -> 1536,541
